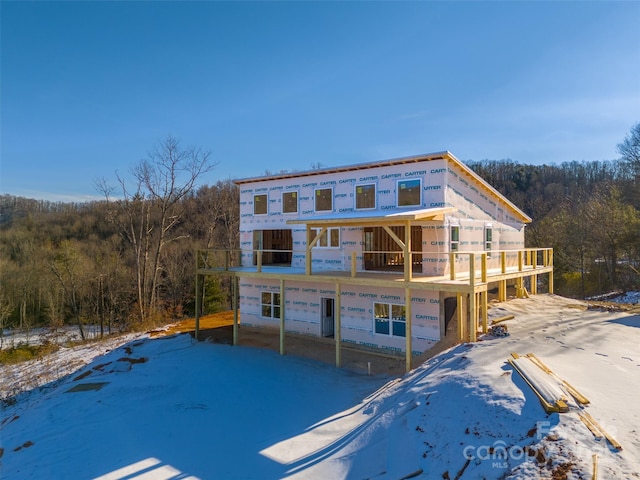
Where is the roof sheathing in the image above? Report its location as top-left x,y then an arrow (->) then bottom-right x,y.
234,151 -> 531,224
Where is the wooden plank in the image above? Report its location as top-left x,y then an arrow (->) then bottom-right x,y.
579,412 -> 603,440
525,353 -> 590,405
579,411 -> 622,451
509,357 -> 562,413
491,315 -> 515,324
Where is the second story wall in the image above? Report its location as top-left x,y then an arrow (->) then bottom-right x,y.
238,158 -> 449,231
235,153 -> 530,272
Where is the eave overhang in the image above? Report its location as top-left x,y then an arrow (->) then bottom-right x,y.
286,207 -> 457,228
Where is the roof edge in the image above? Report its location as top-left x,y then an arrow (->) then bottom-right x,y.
233,151 -> 452,185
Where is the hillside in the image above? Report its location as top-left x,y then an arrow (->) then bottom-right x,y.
1,294 -> 639,479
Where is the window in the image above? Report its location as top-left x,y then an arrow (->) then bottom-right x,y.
261,291 -> 281,318
282,191 -> 298,213
311,227 -> 340,248
315,187 -> 333,212
254,194 -> 268,215
397,179 -> 421,207
374,302 -> 406,337
484,226 -> 493,255
450,226 -> 460,252
356,184 -> 376,209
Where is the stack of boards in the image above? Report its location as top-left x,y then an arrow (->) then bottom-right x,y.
508,353 -> 621,452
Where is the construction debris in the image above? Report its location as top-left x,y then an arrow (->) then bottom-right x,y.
488,324 -> 510,337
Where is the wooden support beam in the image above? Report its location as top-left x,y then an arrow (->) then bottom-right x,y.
456,292 -> 464,341
481,253 -> 487,283
382,224 -> 412,281
469,253 -> 476,287
335,282 -> 342,368
279,278 -> 285,355
498,280 -> 507,302
405,221 -> 412,282
531,274 -> 538,294
469,292 -> 477,342
481,290 -> 488,334
501,251 -> 506,274
405,287 -> 412,373
233,276 -> 239,346
305,227 -> 312,275
195,273 -> 201,340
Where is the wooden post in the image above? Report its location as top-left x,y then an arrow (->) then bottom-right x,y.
531,274 -> 538,294
405,287 -> 412,373
501,251 -> 506,274
195,273 -> 201,340
305,226 -> 312,275
456,292 -> 464,341
404,221 -> 412,282
279,279 -> 285,355
549,248 -> 554,294
481,253 -> 487,283
335,282 -> 342,368
468,292 -> 477,342
518,251 -> 523,272
481,290 -> 488,333
233,276 -> 239,346
469,253 -> 476,286
498,280 -> 506,302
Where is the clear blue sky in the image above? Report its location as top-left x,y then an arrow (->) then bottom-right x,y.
1,1 -> 639,202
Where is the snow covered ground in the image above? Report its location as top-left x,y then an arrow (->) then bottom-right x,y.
1,294 -> 639,479
611,291 -> 640,305
1,324 -> 110,349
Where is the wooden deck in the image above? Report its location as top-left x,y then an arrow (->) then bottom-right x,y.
197,248 -> 553,295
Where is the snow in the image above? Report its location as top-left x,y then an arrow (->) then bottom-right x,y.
611,291 -> 640,305
1,294 -> 639,479
1,325 -> 110,348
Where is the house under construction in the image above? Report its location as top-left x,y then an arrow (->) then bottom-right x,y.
195,151 -> 553,372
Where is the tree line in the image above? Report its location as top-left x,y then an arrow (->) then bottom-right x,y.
0,137 -> 239,343
1,126 -> 638,342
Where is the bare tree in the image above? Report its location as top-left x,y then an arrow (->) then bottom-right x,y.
98,136 -> 216,325
47,239 -> 88,340
617,122 -> 640,174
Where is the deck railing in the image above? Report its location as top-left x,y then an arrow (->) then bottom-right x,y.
197,247 -> 553,284
449,248 -> 553,282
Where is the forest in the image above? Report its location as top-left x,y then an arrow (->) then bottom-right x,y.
1,126 -> 639,340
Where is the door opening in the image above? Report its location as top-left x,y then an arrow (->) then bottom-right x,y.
444,296 -> 457,336
321,297 -> 335,338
